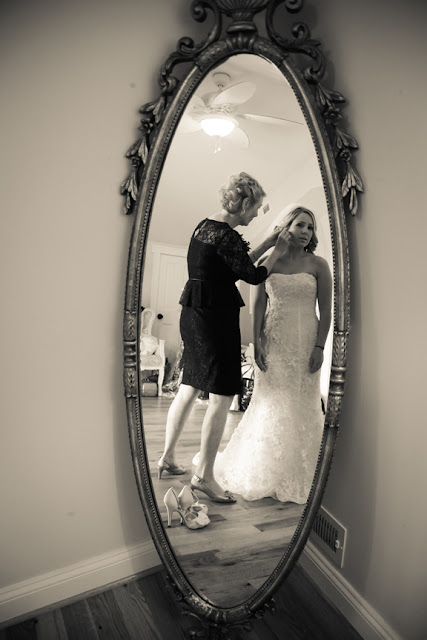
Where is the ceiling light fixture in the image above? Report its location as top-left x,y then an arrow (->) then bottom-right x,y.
200,116 -> 235,137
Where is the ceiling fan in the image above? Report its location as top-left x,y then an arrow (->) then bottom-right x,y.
178,72 -> 303,149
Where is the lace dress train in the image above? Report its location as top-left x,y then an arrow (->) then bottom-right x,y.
214,273 -> 324,504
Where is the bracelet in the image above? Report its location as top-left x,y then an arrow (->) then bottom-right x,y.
315,345 -> 324,350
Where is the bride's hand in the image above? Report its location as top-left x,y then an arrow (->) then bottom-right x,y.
255,342 -> 267,372
309,346 -> 324,373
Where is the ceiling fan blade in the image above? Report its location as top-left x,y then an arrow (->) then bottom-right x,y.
189,94 -> 206,110
212,82 -> 256,106
227,126 -> 250,148
239,113 -> 304,126
178,115 -> 202,133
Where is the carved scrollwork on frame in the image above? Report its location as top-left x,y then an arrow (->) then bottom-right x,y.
265,3 -> 363,215
120,0 -> 363,217
326,330 -> 349,427
123,311 -> 138,398
183,598 -> 276,638
164,573 -> 276,639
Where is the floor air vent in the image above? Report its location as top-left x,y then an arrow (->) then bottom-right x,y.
310,506 -> 347,568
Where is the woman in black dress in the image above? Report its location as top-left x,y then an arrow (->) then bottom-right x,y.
158,172 -> 289,502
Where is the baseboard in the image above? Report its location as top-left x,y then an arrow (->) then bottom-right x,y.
0,540 -> 161,626
299,541 -> 402,640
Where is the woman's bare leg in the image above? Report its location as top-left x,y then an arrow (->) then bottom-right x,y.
195,393 -> 233,496
160,383 -> 200,464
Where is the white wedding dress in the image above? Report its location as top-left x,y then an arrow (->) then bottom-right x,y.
215,273 -> 325,504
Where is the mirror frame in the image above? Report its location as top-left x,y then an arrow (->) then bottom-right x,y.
122,0 -> 362,634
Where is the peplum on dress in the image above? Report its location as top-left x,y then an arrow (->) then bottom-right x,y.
179,218 -> 267,396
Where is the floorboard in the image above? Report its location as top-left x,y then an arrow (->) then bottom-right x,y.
60,600 -> 99,640
86,590 -> 129,640
34,610 -> 68,640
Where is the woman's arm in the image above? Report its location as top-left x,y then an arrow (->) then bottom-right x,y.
258,228 -> 291,275
217,228 -> 289,285
309,257 -> 333,373
248,229 -> 279,263
252,279 -> 269,372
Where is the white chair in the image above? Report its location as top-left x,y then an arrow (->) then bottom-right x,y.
140,308 -> 166,396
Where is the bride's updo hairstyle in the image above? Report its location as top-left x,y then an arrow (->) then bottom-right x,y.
281,206 -> 319,253
219,172 -> 266,215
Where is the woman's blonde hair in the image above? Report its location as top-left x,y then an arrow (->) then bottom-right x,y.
219,172 -> 266,215
281,206 -> 319,253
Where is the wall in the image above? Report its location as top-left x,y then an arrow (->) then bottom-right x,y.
0,0 -> 426,638
309,1 -> 427,639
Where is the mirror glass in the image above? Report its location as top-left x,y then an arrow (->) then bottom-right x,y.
140,53 -> 333,607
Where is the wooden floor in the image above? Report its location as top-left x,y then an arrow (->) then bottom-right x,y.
0,566 -> 363,639
143,396 -> 310,607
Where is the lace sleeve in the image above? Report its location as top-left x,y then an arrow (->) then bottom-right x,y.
218,230 -> 268,285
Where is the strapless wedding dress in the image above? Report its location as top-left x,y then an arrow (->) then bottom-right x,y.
215,273 -> 325,504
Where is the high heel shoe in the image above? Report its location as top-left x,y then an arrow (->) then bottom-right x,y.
163,487 -> 210,529
157,458 -> 185,479
190,475 -> 236,504
178,485 -> 208,515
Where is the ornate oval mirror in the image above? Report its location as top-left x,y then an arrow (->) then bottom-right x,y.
123,1 -> 362,635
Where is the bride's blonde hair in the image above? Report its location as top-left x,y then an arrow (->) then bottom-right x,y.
280,206 -> 319,253
219,172 -> 266,215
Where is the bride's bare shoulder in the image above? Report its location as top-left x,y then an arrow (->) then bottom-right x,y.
311,254 -> 332,278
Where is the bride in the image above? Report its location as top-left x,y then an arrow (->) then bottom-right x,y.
212,206 -> 332,504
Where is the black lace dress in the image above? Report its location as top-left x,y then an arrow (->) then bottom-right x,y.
179,218 -> 268,395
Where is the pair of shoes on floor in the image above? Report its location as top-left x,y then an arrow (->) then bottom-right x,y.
178,484 -> 208,515
157,457 -> 185,479
190,474 -> 236,504
163,485 -> 210,530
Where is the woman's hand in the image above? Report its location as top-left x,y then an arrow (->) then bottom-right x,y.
309,346 -> 324,373
275,228 -> 294,253
255,341 -> 268,372
264,227 -> 281,248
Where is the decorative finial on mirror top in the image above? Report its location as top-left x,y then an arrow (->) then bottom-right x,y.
212,0 -> 270,32
121,0 -> 363,217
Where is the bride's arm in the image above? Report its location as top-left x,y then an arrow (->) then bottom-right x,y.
252,279 -> 268,372
309,257 -> 333,373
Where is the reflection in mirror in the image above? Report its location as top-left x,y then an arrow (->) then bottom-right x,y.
140,54 -> 333,607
